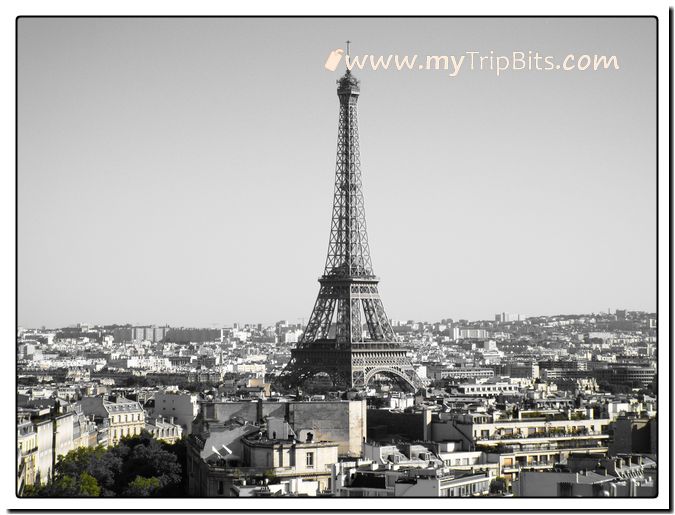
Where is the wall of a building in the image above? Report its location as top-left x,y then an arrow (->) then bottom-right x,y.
517,471 -> 583,497
108,409 -> 145,445
431,421 -> 471,450
289,401 -> 365,457
154,392 -> 198,433
35,421 -> 53,485
367,410 -> 424,443
204,400 -> 366,457
54,413 -> 75,461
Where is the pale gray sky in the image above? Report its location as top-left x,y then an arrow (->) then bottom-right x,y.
18,17 -> 656,328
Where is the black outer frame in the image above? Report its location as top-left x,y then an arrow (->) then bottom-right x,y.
12,12 -> 668,511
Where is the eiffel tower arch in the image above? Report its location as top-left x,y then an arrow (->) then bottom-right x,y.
279,69 -> 425,393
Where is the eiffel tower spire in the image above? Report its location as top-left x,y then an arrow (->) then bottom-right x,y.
279,70 -> 424,392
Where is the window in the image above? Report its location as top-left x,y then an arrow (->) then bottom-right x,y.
217,481 -> 224,495
306,452 -> 314,468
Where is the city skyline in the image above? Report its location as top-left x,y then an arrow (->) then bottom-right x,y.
19,307 -> 655,331
18,17 -> 656,328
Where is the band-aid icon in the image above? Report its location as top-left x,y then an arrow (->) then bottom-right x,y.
324,49 -> 344,71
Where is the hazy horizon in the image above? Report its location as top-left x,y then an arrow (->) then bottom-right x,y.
18,17 -> 657,328
18,308 -> 658,331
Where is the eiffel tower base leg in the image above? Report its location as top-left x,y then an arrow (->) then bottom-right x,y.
279,348 -> 424,393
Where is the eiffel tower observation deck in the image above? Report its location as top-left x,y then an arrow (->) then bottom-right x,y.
279,66 -> 424,393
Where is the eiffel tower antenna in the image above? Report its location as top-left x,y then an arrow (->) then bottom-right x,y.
279,70 -> 424,393
345,40 -> 352,73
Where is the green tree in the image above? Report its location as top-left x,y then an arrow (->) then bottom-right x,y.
78,472 -> 101,497
55,445 -> 122,495
123,476 -> 161,497
163,437 -> 188,495
49,475 -> 79,497
29,472 -> 100,497
56,446 -> 103,476
115,432 -> 182,495
21,431 -> 185,498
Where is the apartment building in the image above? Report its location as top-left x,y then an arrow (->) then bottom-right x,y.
187,416 -> 338,496
79,396 -> 145,445
145,415 -> 184,444
332,460 -> 492,497
426,365 -> 494,382
17,415 -> 38,494
431,412 -> 611,481
456,383 -> 521,397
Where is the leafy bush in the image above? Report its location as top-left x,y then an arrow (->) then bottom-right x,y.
23,431 -> 186,498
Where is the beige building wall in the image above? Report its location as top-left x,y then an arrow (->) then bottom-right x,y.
289,401 -> 366,457
108,410 -> 145,445
35,421 -> 53,485
17,431 -> 38,489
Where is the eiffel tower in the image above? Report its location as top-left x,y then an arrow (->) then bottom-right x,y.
280,67 -> 424,392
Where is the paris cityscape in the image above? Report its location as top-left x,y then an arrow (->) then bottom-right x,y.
16,67 -> 658,499
17,308 -> 658,498
16,16 -> 659,505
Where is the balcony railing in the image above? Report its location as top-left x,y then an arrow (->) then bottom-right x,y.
205,465 -> 293,473
502,461 -> 555,471
477,430 -> 606,442
479,439 -> 609,453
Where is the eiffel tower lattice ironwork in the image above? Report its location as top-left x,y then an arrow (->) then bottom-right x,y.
280,69 -> 424,392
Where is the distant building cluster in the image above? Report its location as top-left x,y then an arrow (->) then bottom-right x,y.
17,309 -> 657,497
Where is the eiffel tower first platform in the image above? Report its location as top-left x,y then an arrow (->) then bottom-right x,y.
279,68 -> 424,393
